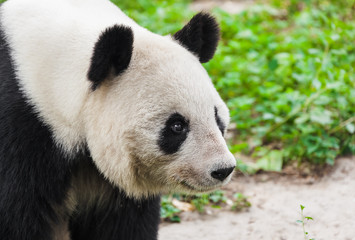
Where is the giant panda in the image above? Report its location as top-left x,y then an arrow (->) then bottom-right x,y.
0,0 -> 236,239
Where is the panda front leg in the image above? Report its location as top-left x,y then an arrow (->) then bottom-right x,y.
68,160 -> 161,240
0,94 -> 77,240
69,189 -> 161,240
0,139 -> 75,240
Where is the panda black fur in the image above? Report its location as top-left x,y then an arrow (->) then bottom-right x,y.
0,0 -> 235,239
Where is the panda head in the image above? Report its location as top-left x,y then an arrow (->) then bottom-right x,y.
83,13 -> 236,199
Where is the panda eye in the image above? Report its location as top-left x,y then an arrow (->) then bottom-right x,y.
158,113 -> 190,154
171,122 -> 184,134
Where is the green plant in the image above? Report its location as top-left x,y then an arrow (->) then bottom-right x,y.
231,193 -> 251,211
206,1 -> 355,169
165,190 -> 250,217
190,194 -> 210,213
189,190 -> 228,212
297,204 -> 315,240
160,195 -> 182,222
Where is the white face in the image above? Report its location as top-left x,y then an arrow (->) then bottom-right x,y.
83,34 -> 236,198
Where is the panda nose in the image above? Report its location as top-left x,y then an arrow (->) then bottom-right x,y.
211,167 -> 235,181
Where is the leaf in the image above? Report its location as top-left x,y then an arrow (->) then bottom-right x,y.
326,157 -> 335,165
307,144 -> 319,155
308,48 -> 320,55
209,195 -> 221,203
346,123 -> 355,134
262,112 -> 275,120
305,216 -> 314,220
300,205 -> 305,211
295,114 -> 309,124
330,33 -> 340,41
234,193 -> 243,199
268,59 -> 278,71
312,78 -> 321,89
296,220 -> 303,224
313,95 -> 331,105
310,109 -> 332,125
169,215 -> 181,222
230,143 -> 249,153
256,150 -> 283,172
326,82 -> 342,90
237,29 -> 254,39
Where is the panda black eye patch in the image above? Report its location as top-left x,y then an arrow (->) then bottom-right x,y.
215,107 -> 225,136
158,113 -> 189,154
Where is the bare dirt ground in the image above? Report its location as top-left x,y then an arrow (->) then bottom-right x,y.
159,156 -> 355,240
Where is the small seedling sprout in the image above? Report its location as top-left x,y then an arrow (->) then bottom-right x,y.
297,204 -> 315,240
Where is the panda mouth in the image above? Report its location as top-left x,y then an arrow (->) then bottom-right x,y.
180,180 -> 219,192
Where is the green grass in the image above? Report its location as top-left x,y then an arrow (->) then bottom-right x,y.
160,191 -> 251,222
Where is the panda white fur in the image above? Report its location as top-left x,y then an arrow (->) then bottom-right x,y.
0,0 -> 236,239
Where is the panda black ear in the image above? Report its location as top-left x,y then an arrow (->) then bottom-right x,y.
173,12 -> 220,63
88,25 -> 134,90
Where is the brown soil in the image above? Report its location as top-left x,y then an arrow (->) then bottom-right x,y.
159,156 -> 355,240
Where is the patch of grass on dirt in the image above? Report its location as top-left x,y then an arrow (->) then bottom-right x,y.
160,191 -> 251,222
231,192 -> 252,211
161,195 -> 183,222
